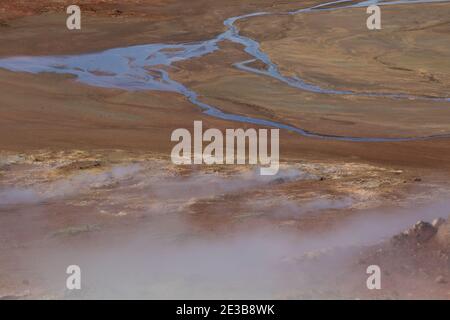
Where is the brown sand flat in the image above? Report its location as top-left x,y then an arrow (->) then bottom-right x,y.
237,2 -> 450,97
0,68 -> 237,153
169,41 -> 450,170
0,0 -> 324,57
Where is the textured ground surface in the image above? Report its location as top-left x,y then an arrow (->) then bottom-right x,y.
0,0 -> 449,299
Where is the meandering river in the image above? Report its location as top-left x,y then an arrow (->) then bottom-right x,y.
0,0 -> 449,142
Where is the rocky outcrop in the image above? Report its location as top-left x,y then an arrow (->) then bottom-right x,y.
390,216 -> 450,249
392,220 -> 438,246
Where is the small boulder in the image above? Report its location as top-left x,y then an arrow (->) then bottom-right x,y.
410,221 -> 437,243
392,221 -> 437,246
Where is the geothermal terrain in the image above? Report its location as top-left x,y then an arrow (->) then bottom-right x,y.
0,0 -> 449,299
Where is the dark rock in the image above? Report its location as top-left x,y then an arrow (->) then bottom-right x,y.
392,221 -> 437,246
269,177 -> 287,185
410,221 -> 437,243
111,9 -> 123,16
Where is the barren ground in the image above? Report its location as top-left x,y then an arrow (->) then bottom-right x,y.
0,0 -> 449,299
